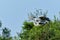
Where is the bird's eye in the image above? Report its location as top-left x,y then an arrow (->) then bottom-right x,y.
36,20 -> 39,22
39,23 -> 43,24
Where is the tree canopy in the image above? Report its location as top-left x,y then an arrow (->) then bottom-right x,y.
19,10 -> 60,40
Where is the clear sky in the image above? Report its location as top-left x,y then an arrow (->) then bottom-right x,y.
0,0 -> 60,36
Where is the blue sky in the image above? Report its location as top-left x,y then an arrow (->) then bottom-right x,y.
0,0 -> 60,36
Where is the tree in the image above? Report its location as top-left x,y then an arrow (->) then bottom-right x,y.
1,27 -> 12,40
19,10 -> 60,40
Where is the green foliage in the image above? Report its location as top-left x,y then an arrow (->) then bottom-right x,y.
19,19 -> 60,40
19,10 -> 60,40
2,27 -> 11,38
23,21 -> 34,30
0,27 -> 12,40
